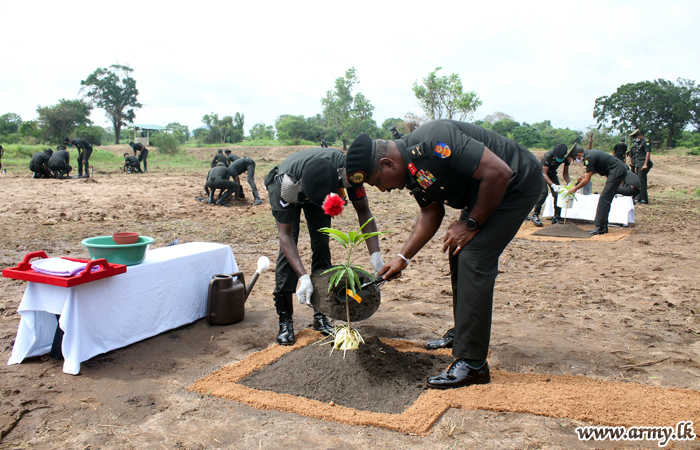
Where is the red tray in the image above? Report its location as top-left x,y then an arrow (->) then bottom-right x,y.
2,251 -> 127,288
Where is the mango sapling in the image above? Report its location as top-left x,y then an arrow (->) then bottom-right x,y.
319,215 -> 387,356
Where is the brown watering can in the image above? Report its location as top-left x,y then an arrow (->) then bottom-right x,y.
206,256 -> 270,325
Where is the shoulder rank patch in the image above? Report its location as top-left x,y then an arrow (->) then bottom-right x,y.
408,163 -> 417,175
584,158 -> 589,166
347,171 -> 366,185
415,169 -> 436,189
434,141 -> 451,159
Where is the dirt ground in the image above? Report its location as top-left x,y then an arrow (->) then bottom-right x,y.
1,146 -> 699,449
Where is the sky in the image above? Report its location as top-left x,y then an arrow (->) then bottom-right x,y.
2,0 -> 699,136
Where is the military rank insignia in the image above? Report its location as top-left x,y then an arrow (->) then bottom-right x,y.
433,141 -> 451,159
408,163 -> 417,175
347,171 -> 366,185
415,169 -> 436,189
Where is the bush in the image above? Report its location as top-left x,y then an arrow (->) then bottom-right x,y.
688,148 -> 700,156
152,133 -> 180,155
75,125 -> 104,146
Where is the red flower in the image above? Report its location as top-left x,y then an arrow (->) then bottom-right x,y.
322,193 -> 345,217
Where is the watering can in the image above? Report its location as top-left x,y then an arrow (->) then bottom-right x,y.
206,256 -> 270,325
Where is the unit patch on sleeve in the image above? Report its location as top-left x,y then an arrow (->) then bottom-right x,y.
415,169 -> 437,189
433,141 -> 452,159
584,158 -> 589,166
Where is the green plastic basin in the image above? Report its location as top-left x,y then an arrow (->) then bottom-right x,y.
81,236 -> 155,266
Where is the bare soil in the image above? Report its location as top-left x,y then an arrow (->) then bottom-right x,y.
1,147 -> 700,449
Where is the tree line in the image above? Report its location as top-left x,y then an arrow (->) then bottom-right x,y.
2,65 -> 699,151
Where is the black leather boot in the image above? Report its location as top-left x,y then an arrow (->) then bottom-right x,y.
208,190 -> 215,205
552,206 -> 563,224
217,189 -> 234,207
274,294 -> 294,345
589,225 -> 608,236
425,328 -> 455,350
313,310 -> 334,336
531,214 -> 543,227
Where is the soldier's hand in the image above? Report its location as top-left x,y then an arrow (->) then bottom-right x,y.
442,220 -> 476,256
378,257 -> 405,281
370,252 -> 385,276
295,274 -> 313,306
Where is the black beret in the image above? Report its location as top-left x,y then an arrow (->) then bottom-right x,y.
217,149 -> 223,153
57,145 -> 67,151
301,158 -> 340,206
224,149 -> 231,154
128,141 -> 134,146
123,152 -> 129,157
552,144 -> 567,158
63,137 -> 70,144
346,133 -> 376,187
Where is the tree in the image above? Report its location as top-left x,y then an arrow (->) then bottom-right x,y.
412,67 -> 482,121
36,99 -> 93,143
403,112 -> 429,133
250,122 -> 275,140
482,112 -> 514,124
166,122 -> 190,144
594,78 -> 699,148
231,112 -> 245,144
322,67 -> 374,150
492,118 -> 520,137
202,113 -> 234,144
0,113 -> 22,135
80,64 -> 142,144
511,125 -> 542,148
275,115 -> 309,144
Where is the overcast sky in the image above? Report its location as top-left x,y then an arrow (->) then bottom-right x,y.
2,0 -> 699,136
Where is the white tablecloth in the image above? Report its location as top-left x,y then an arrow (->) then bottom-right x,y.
543,194 -> 635,226
8,242 -> 237,374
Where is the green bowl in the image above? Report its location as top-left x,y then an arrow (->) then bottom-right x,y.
81,236 -> 155,266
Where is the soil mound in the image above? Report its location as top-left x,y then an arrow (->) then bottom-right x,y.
239,336 -> 453,414
532,223 -> 591,238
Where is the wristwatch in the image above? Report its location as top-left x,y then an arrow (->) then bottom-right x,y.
466,217 -> 480,231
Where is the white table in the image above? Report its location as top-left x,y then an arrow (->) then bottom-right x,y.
543,194 -> 635,226
7,242 -> 237,374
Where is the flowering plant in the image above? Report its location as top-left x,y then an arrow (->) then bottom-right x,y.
322,193 -> 345,217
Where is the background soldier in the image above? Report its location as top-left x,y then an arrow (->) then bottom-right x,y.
48,146 -> 72,179
123,153 -> 143,173
29,149 -> 54,178
225,150 -> 245,198
0,144 -> 3,173
204,162 -> 237,206
228,156 -> 263,205
129,142 -> 149,172
530,143 -> 570,226
613,137 -> 627,163
63,137 -> 92,178
211,149 -> 228,168
315,134 -> 328,148
568,146 -> 629,235
630,129 -> 653,204
389,126 -> 403,140
264,148 -> 383,346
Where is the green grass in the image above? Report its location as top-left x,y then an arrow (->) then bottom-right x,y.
183,138 -> 322,148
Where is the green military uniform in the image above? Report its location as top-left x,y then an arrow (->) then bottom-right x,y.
632,138 -> 652,203
205,162 -> 238,205
124,155 -> 142,173
533,148 -> 570,221
48,149 -> 72,178
613,141 -> 627,162
211,150 -> 228,168
266,147 -> 366,296
582,149 -> 628,227
29,152 -> 52,178
229,156 -> 261,203
394,120 -> 542,363
616,170 -> 641,197
66,138 -> 92,177
131,143 -> 149,172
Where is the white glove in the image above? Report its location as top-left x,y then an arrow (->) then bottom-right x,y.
295,274 -> 313,306
370,252 -> 385,276
551,184 -> 561,193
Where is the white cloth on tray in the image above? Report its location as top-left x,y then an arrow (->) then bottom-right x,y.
543,193 -> 635,226
31,258 -> 99,277
8,242 -> 237,374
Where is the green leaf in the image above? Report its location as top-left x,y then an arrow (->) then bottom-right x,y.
359,216 -> 375,232
348,230 -> 357,244
319,227 -> 350,246
327,233 -> 348,248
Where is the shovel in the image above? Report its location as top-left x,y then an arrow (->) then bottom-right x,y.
336,276 -> 389,302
